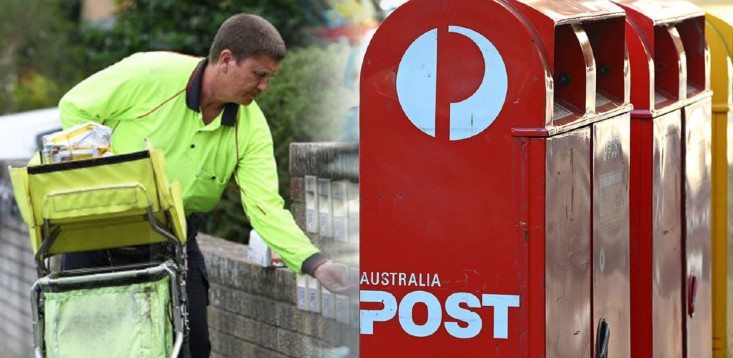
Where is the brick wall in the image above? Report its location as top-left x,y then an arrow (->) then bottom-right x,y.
0,142 -> 360,357
201,235 -> 358,358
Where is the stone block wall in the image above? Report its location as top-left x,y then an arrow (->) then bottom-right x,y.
0,161 -> 36,358
201,235 -> 358,358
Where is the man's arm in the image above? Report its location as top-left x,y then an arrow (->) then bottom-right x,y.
234,114 -> 326,274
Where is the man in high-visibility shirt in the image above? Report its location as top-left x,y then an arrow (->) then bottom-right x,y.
58,13 -> 351,357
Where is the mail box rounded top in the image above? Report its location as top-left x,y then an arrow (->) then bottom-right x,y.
360,0 -> 631,141
615,0 -> 705,25
509,0 -> 631,135
613,0 -> 710,118
693,5 -> 733,108
703,5 -> 733,27
510,0 -> 626,27
694,1 -> 733,24
697,5 -> 733,51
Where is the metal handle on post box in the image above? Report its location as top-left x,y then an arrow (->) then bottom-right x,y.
596,318 -> 610,358
688,274 -> 698,317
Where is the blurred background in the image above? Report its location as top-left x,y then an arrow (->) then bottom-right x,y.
0,0 -> 403,244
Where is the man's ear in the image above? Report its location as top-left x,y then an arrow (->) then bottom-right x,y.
218,49 -> 233,73
219,49 -> 234,64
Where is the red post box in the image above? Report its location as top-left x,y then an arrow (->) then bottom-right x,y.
360,0 -> 631,356
612,1 -> 713,357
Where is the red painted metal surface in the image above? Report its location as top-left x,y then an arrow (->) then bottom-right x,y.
360,0 -> 630,356
360,1 -> 548,355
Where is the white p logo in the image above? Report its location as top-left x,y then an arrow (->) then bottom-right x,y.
396,26 -> 508,141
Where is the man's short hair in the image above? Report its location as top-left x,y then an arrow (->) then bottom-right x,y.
209,14 -> 286,63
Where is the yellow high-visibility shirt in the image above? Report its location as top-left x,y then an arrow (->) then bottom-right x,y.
59,51 -> 323,273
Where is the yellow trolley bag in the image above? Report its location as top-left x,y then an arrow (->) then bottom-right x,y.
9,149 -> 189,358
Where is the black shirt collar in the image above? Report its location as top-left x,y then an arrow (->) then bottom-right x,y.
185,58 -> 238,127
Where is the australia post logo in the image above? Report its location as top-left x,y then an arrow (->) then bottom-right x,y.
396,25 -> 508,141
360,271 -> 521,340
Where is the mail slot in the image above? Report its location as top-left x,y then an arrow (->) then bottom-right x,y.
317,178 -> 332,238
612,1 -> 713,357
304,175 -> 318,234
332,180 -> 349,242
360,0 -> 630,356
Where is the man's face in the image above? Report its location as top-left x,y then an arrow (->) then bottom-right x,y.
222,54 -> 279,105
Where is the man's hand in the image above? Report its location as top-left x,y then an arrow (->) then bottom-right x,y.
314,261 -> 355,295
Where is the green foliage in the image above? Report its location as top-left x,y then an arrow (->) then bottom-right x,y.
0,0 -> 84,114
12,74 -> 65,112
261,43 -> 357,193
81,0 -> 315,72
259,44 -> 356,142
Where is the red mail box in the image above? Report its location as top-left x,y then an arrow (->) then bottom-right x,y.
613,1 -> 713,357
360,0 -> 631,356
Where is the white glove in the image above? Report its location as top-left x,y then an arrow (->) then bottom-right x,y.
314,261 -> 354,295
